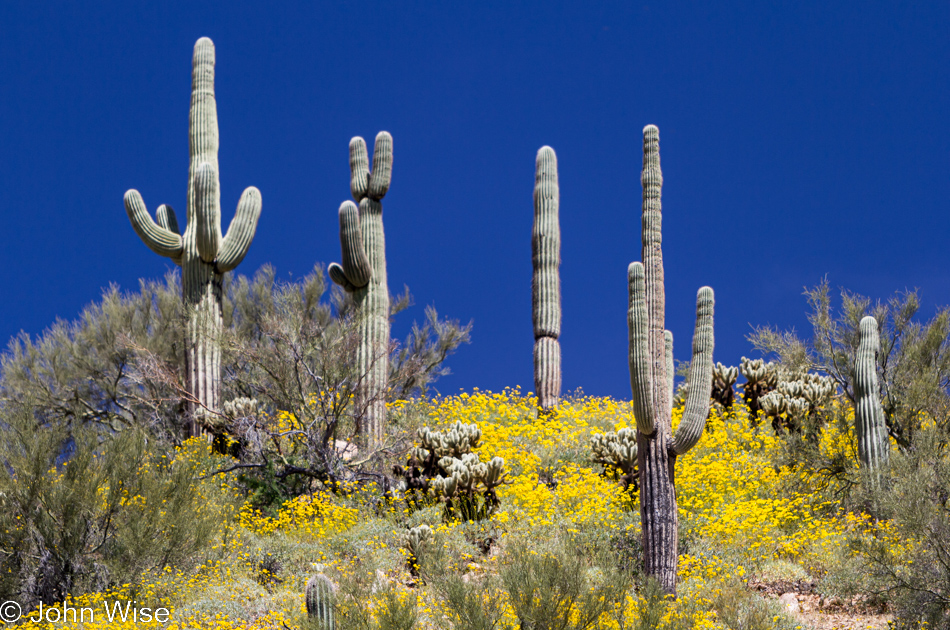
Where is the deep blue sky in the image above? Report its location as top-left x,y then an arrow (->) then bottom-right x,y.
0,2 -> 947,399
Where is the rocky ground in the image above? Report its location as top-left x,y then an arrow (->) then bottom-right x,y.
751,579 -> 892,630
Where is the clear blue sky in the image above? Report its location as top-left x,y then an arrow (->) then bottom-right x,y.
0,1 -> 947,399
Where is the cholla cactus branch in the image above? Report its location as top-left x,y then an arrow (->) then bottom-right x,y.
532,146 -> 562,412
854,316 -> 890,474
123,37 -> 261,438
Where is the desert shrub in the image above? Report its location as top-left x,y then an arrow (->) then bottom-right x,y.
841,426 -> 950,628
0,402 -> 233,608
501,541 -> 632,630
0,263 -> 471,521
749,280 -> 950,449
217,265 -> 470,507
0,273 -> 186,440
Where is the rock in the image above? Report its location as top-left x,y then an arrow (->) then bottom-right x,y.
335,440 -> 358,461
779,592 -> 800,615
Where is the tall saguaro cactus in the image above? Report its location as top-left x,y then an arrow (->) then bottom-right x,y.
854,315 -> 889,477
532,146 -> 561,412
628,125 -> 715,596
328,132 -> 393,448
124,38 -> 262,437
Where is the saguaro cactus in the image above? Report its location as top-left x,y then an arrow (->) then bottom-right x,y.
628,125 -> 714,596
532,146 -> 561,413
854,315 -> 889,476
306,572 -> 335,629
124,37 -> 261,437
328,132 -> 393,448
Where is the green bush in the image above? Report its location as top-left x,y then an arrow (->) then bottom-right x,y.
0,401 -> 231,607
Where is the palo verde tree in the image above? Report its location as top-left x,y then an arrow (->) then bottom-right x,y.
628,124 -> 715,595
124,37 -> 262,437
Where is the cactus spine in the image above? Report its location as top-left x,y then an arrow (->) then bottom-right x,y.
305,572 -> 335,629
628,125 -> 715,596
124,38 -> 261,437
532,146 -> 561,412
854,316 -> 889,476
328,133 -> 393,448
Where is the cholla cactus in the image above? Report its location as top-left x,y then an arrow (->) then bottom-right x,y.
627,125 -> 715,595
223,397 -> 259,419
759,391 -> 787,418
124,38 -> 262,437
758,371 -> 836,435
429,453 -> 507,522
405,524 -> 432,576
854,316 -> 889,476
328,132 -> 393,449
417,422 -> 482,459
711,362 -> 738,408
590,428 -> 638,490
532,146 -> 562,413
739,357 -> 778,414
396,421 -> 503,521
305,571 -> 335,629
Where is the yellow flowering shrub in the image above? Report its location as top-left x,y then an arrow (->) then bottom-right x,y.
17,390 -> 928,629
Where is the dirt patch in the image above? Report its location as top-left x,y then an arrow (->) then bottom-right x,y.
750,579 -> 892,630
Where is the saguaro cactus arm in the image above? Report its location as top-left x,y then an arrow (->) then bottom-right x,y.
628,262 -> 655,435
331,134 -> 392,291
194,162 -> 222,262
349,136 -> 370,200
124,190 -> 184,259
328,201 -> 371,290
217,186 -> 262,272
671,286 -> 715,455
368,132 -> 393,200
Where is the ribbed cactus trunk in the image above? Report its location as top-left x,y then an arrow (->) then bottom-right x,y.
532,146 -> 561,413
628,125 -> 715,596
854,316 -> 890,479
329,133 -> 393,449
124,38 -> 262,438
306,573 -> 335,629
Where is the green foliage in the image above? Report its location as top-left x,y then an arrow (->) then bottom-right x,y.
749,279 -> 950,449
0,273 -> 186,439
501,543 -> 632,630
222,265 -> 471,508
0,400 -> 229,607
842,428 -> 950,628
